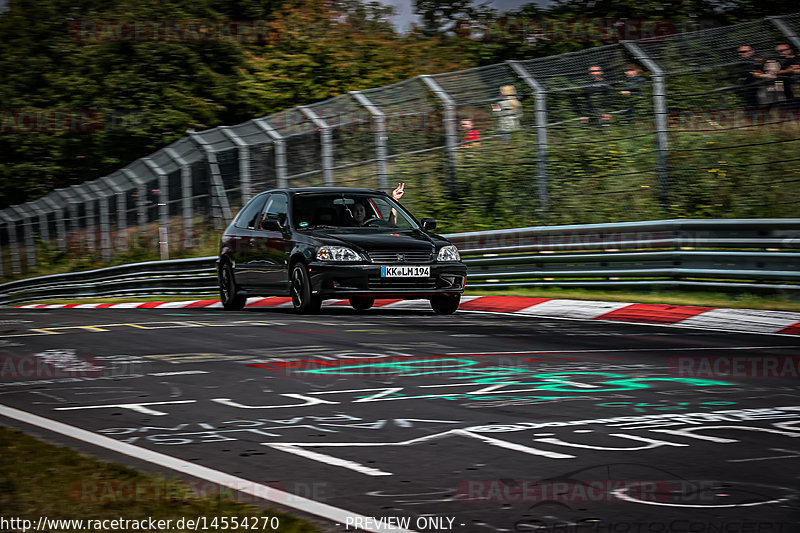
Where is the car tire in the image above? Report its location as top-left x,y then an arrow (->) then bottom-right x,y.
349,297 -> 375,311
291,262 -> 321,314
430,294 -> 460,315
219,261 -> 247,311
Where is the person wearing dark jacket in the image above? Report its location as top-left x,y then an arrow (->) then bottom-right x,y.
736,45 -> 764,110
620,64 -> 647,122
580,65 -> 613,126
775,44 -> 800,107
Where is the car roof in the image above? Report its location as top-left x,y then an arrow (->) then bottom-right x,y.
261,187 -> 386,196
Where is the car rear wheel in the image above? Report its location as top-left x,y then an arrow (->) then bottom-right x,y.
349,297 -> 375,311
430,294 -> 460,315
291,262 -> 321,314
219,262 -> 246,311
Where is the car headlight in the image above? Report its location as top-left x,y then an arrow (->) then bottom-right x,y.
316,246 -> 362,262
437,245 -> 460,262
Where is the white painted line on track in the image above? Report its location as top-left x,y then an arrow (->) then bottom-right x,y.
148,370 -> 209,376
0,403 -> 416,533
516,298 -> 630,319
368,300 -> 430,310
727,448 -> 800,463
154,301 -> 202,308
269,444 -> 394,477
678,308 -> 800,334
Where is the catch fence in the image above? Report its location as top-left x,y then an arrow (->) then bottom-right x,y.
1,12 -> 799,279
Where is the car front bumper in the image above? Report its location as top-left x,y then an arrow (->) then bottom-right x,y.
307,262 -> 467,299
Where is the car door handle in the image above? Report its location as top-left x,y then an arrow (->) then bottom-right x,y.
248,239 -> 256,247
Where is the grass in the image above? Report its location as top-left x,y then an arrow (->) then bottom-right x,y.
0,427 -> 321,533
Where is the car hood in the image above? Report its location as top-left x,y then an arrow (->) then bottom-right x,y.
312,228 -> 441,251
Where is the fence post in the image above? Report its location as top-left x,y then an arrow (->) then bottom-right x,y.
121,168 -> 148,246
350,90 -> 389,192
768,16 -> 800,50
56,188 -> 81,253
0,214 -> 21,275
164,148 -> 194,249
220,127 -> 253,201
100,177 -> 128,252
623,41 -> 670,204
43,195 -> 67,252
33,201 -> 49,245
143,158 -> 170,260
507,60 -> 550,214
11,206 -> 36,272
420,75 -> 458,199
86,182 -> 112,262
254,118 -> 287,188
188,130 -> 233,229
77,186 -> 97,254
298,106 -> 334,186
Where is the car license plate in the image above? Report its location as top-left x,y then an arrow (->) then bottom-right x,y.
381,265 -> 430,277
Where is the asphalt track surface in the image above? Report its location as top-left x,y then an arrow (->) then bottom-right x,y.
1,303 -> 800,533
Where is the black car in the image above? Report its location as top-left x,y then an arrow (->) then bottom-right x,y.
217,187 -> 467,314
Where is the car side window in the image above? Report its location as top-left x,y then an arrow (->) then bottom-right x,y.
373,196 -> 413,229
260,193 -> 288,229
234,194 -> 268,229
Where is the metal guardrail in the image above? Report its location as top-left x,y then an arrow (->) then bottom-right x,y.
0,257 -> 219,306
1,219 -> 798,306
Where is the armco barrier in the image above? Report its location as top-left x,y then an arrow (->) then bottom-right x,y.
1,219 -> 798,306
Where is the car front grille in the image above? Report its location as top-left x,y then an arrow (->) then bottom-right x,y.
368,277 -> 437,290
368,250 -> 434,263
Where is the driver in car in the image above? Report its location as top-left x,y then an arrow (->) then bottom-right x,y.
352,202 -> 369,224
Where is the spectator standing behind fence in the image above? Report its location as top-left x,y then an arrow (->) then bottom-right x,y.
775,44 -> 800,107
758,60 -> 786,109
460,117 -> 480,147
491,85 -> 522,140
581,65 -> 612,126
620,64 -> 647,123
736,45 -> 764,110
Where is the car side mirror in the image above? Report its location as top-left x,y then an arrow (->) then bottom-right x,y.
261,218 -> 281,231
421,218 -> 437,231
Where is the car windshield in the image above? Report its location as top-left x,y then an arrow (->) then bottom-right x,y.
293,193 -> 419,230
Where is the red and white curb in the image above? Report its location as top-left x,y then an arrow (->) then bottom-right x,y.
16,296 -> 800,336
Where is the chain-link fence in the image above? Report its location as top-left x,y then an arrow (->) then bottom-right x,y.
2,12 -> 799,279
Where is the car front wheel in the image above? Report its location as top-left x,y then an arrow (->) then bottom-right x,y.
430,294 -> 460,315
219,262 -> 246,310
349,297 -> 375,311
291,262 -> 321,314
